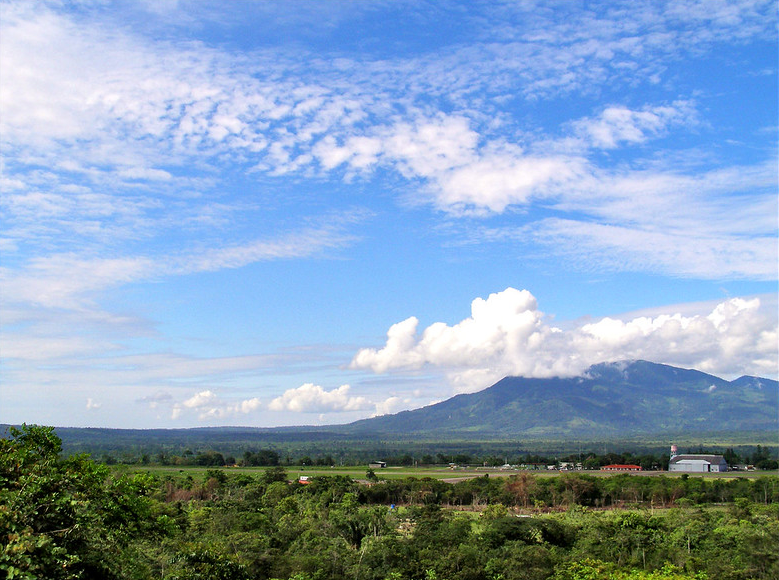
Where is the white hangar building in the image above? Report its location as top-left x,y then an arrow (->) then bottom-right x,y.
668,454 -> 728,473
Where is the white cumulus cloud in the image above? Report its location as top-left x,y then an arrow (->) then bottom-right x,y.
572,101 -> 697,149
182,390 -> 217,408
269,383 -> 372,413
171,390 -> 261,421
371,396 -> 409,417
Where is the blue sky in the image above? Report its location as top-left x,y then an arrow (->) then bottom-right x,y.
1,0 -> 776,428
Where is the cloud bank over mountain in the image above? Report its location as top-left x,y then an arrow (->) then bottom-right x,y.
352,288 -> 777,391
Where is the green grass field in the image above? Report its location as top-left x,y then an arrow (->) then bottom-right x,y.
119,463 -> 774,482
120,464 -> 463,480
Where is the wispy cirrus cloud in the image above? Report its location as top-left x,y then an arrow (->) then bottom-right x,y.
2,3 -> 774,275
1,2 -> 770,184
529,216 -> 777,280
449,156 -> 777,279
0,215 -> 361,311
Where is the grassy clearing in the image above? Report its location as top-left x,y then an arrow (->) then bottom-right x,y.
118,464 -> 465,480
117,464 -> 774,482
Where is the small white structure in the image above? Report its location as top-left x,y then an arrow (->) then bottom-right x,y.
669,454 -> 728,473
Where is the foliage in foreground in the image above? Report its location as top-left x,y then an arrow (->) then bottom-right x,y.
0,425 -> 163,579
1,425 -> 778,580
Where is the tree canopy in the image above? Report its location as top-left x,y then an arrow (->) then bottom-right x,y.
2,425 -> 777,580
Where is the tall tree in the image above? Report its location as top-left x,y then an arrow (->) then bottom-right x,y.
0,425 -> 157,579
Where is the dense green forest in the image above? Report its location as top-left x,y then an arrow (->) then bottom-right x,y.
2,425 -> 778,579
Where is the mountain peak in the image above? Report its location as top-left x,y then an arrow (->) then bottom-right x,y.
583,359 -> 641,380
731,375 -> 776,389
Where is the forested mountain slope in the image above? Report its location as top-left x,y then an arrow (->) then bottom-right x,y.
342,360 -> 778,437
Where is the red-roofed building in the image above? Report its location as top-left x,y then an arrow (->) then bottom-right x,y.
600,464 -> 642,471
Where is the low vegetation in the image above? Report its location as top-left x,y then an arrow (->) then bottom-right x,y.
2,425 -> 778,579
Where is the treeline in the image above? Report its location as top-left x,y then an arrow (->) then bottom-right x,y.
2,425 -> 779,580
97,446 -> 779,471
359,471 -> 779,509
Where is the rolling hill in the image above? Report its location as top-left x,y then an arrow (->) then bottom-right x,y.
339,360 -> 779,438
